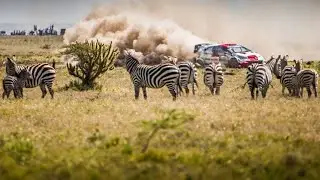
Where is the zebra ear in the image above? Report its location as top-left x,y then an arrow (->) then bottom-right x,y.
6,57 -> 15,64
277,55 -> 281,59
123,49 -> 129,56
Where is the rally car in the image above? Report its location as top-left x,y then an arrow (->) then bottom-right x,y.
194,43 -> 265,68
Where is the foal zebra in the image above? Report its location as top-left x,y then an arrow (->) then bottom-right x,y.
2,69 -> 32,99
204,62 -> 224,95
246,63 -> 273,99
163,56 -> 199,95
5,57 -> 56,99
124,50 -> 182,101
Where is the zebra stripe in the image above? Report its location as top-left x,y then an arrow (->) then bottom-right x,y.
246,63 -> 272,99
124,51 -> 181,101
2,69 -> 32,99
5,57 -> 56,99
204,62 -> 224,95
294,69 -> 318,98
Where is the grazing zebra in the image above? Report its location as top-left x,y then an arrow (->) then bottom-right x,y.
246,63 -> 273,99
123,50 -> 182,101
293,59 -> 318,98
2,69 -> 32,99
204,62 -> 224,95
278,55 -> 297,95
164,56 -> 199,95
5,57 -> 56,99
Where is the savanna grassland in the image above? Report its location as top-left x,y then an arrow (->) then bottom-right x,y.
1,36 -> 320,180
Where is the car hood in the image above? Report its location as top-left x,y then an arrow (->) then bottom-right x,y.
235,52 -> 265,60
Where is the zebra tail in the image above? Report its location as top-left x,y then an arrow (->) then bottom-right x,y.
213,71 -> 216,87
177,69 -> 183,95
52,60 -> 56,69
190,67 -> 196,89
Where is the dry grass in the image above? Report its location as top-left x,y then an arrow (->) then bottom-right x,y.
0,36 -> 320,179
0,36 -> 63,64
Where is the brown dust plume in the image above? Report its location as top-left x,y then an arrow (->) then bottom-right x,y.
63,0 -> 320,61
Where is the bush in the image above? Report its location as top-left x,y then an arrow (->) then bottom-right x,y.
62,40 -> 120,90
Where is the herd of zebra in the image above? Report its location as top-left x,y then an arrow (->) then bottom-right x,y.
246,55 -> 318,99
123,49 -> 318,100
1,51 -> 318,101
2,56 -> 56,99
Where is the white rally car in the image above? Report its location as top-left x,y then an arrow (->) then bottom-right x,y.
194,43 -> 265,68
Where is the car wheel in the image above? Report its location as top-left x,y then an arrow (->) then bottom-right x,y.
228,58 -> 239,68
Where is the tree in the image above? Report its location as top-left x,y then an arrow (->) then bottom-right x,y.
62,40 -> 120,90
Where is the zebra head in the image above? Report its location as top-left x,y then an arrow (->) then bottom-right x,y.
293,59 -> 303,72
273,55 -> 282,79
279,55 -> 289,75
162,56 -> 178,65
123,49 -> 139,73
5,57 -> 18,76
17,69 -> 32,80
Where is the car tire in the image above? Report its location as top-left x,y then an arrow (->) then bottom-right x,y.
228,58 -> 239,68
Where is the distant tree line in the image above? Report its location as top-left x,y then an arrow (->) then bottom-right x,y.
0,24 -> 66,36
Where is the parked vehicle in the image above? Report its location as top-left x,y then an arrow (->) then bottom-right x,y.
194,43 -> 265,68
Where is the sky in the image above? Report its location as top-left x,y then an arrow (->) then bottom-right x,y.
0,0 -> 112,24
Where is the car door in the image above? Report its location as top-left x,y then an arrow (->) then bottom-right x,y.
199,46 -> 213,64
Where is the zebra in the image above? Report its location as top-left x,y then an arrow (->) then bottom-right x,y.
163,56 -> 199,96
204,62 -> 224,95
278,55 -> 297,96
246,63 -> 273,99
123,50 -> 182,101
5,57 -> 56,99
264,55 -> 282,78
293,59 -> 318,98
2,69 -> 32,99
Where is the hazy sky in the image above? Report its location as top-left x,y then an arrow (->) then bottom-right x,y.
0,0 -> 112,24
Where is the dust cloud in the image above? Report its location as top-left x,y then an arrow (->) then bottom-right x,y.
63,0 -> 320,61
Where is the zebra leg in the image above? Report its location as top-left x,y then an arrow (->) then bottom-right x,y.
306,87 -> 312,98
142,86 -> 147,100
191,82 -> 195,95
46,84 -> 54,99
288,88 -> 292,96
255,89 -> 259,100
167,84 -> 177,101
210,87 -> 214,95
40,83 -> 47,98
134,85 -> 140,100
215,87 -> 220,95
194,79 -> 199,89
7,89 -> 12,99
185,87 -> 190,96
2,91 -> 7,99
20,88 -> 24,98
300,87 -> 303,98
312,81 -> 318,98
281,85 -> 285,95
262,86 -> 268,98
13,89 -> 18,99
250,88 -> 255,100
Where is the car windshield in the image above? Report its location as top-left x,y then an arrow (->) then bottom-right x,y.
229,46 -> 251,53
